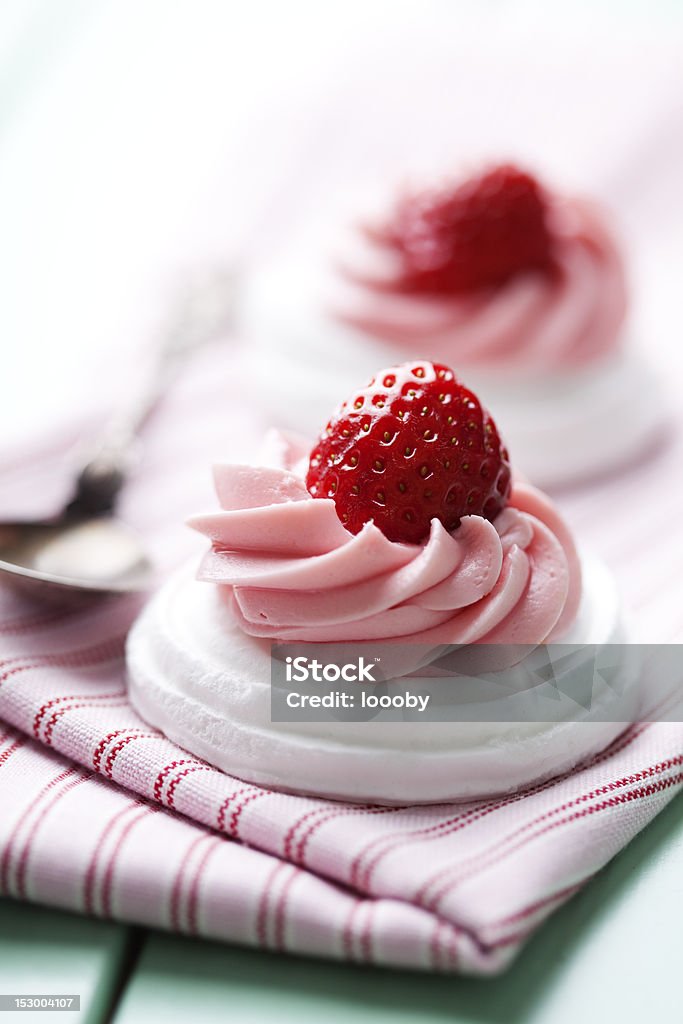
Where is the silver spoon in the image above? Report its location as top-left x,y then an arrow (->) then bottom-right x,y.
0,266 -> 237,604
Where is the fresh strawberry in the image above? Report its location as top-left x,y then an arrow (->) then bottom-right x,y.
390,164 -> 554,294
306,361 -> 511,544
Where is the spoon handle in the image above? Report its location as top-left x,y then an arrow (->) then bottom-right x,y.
66,266 -> 238,518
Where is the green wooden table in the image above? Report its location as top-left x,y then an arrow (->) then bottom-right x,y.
1,793 -> 681,1023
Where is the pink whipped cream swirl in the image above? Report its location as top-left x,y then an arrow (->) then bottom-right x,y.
189,434 -> 581,649
332,197 -> 627,371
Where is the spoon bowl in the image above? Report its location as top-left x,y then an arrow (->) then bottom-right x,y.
0,517 -> 154,603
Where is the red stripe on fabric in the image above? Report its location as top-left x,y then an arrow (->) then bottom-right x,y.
14,773 -> 90,899
272,866 -> 300,952
33,691 -> 125,739
425,761 -> 683,914
164,765 -> 215,809
428,920 -> 461,973
293,809 -> 359,864
255,861 -> 289,949
0,662 -> 53,688
93,729 -> 159,774
358,901 -> 375,964
100,805 -> 160,918
43,699 -> 129,746
281,803 -> 386,862
292,806 -> 395,868
83,800 -> 146,915
351,804 -> 478,891
216,786 -> 257,832
282,807 -> 327,861
481,880 -> 586,939
341,900 -> 363,962
93,730 -> 127,772
0,765 -> 78,894
153,760 -> 204,803
0,737 -> 24,768
445,923 -> 459,972
186,838 -> 223,936
170,834 -> 213,932
429,918 -> 446,972
226,791 -> 272,840
104,733 -> 159,778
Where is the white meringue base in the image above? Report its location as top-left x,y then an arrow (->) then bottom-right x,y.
127,555 -> 640,804
238,262 -> 665,488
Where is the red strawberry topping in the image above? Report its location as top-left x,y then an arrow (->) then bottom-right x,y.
390,164 -> 554,294
306,361 -> 511,545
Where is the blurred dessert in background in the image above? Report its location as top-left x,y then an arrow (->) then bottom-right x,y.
239,163 -> 666,487
333,165 -> 624,371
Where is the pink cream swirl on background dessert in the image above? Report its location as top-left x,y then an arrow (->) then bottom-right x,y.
191,361 -> 581,657
332,165 -> 627,371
